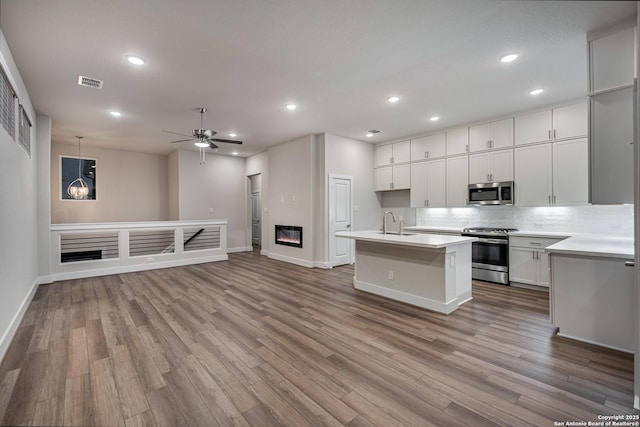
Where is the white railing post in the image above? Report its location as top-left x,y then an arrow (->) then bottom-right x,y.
175,227 -> 184,254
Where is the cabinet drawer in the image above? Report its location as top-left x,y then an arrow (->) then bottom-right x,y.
509,236 -> 564,249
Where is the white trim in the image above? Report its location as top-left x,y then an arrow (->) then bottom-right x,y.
50,254 -> 228,281
0,277 -> 39,364
228,246 -> 253,253
268,252 -> 314,268
314,261 -> 330,269
51,219 -> 228,231
557,332 -> 634,354
39,275 -> 54,285
260,249 -> 269,256
353,278 -> 459,315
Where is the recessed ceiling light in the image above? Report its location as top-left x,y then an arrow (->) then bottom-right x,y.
110,111 -> 122,117
229,133 -> 237,138
125,55 -> 146,65
499,53 -> 519,63
529,88 -> 544,95
232,151 -> 239,156
285,103 -> 297,110
366,133 -> 373,137
388,96 -> 400,103
429,116 -> 440,121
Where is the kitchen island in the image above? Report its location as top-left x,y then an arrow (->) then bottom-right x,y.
335,231 -> 476,314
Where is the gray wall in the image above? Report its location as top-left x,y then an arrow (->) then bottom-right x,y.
51,143 -> 170,223
0,28 -> 39,359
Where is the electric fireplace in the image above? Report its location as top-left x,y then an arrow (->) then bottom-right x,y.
275,225 -> 303,248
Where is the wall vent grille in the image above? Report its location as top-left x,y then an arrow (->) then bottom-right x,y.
77,75 -> 104,89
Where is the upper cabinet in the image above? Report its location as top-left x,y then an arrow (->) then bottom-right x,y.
446,127 -> 469,156
469,118 -> 513,152
589,23 -> 636,93
411,133 -> 446,160
374,140 -> 411,167
515,101 -> 588,145
589,22 -> 636,205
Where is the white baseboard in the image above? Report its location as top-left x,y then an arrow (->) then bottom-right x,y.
51,254 -> 228,281
38,275 -> 54,285
260,249 -> 269,256
314,261 -> 330,269
268,253 -> 314,268
0,277 -> 40,364
353,278 -> 459,315
228,246 -> 253,253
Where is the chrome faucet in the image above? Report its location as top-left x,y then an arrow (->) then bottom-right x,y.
382,210 -> 396,234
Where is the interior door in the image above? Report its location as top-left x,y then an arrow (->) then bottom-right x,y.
329,174 -> 353,267
251,193 -> 261,246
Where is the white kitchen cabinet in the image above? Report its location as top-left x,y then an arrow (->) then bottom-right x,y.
553,138 -> 588,205
410,160 -> 445,207
515,144 -> 552,206
469,118 -> 513,152
589,24 -> 636,93
446,127 -> 469,156
469,148 -> 513,184
375,140 -> 411,167
411,133 -> 445,161
509,236 -> 564,288
514,139 -> 588,207
375,164 -> 410,191
446,155 -> 468,207
515,110 -> 552,146
552,102 -> 588,140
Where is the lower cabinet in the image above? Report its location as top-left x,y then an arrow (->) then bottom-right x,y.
374,164 -> 410,191
509,236 -> 564,287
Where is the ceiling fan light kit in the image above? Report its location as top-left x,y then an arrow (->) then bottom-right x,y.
162,107 -> 243,164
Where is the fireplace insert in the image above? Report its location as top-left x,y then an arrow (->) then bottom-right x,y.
275,225 -> 303,248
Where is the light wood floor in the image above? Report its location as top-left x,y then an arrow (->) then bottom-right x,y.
0,250 -> 636,426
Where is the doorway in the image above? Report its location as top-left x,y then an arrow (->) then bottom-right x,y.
329,174 -> 353,267
249,174 -> 261,248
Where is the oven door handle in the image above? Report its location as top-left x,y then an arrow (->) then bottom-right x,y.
476,238 -> 509,245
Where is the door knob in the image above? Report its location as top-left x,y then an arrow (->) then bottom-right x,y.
346,224 -> 351,228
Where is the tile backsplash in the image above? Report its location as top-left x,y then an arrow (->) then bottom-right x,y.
413,205 -> 634,235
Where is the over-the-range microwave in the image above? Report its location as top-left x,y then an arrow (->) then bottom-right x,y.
468,181 -> 514,205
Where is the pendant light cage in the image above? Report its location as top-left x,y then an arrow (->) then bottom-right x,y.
67,136 -> 89,199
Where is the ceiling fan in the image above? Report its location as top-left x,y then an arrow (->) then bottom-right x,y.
162,107 -> 242,150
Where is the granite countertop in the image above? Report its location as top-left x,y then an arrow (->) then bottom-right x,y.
546,234 -> 634,259
335,230 -> 476,249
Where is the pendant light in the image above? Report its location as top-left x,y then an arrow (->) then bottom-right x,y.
67,136 -> 89,199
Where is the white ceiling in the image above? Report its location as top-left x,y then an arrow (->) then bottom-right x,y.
0,0 -> 636,157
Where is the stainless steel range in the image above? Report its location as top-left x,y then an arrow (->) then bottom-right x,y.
461,227 -> 518,285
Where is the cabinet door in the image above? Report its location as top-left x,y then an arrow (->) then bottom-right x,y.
489,149 -> 513,182
537,250 -> 552,287
426,159 -> 446,207
446,156 -> 469,207
410,162 -> 428,207
410,137 -> 428,161
515,110 -> 552,145
515,144 -> 552,206
590,25 -> 636,93
490,118 -> 514,149
553,102 -> 587,140
446,127 -> 469,156
375,145 -> 393,167
509,247 -> 537,285
392,164 -> 411,190
393,140 -> 411,164
553,138 -> 588,205
425,133 -> 446,159
374,166 -> 392,191
469,123 -> 491,152
469,152 -> 490,183
590,87 -> 634,204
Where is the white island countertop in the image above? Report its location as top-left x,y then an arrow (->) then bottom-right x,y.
403,226 -> 464,234
546,234 -> 634,259
335,230 -> 476,249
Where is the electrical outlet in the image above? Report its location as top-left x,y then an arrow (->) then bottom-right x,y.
388,270 -> 394,280
209,207 -> 214,213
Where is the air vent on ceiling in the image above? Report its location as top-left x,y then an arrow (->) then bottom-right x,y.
77,75 -> 104,89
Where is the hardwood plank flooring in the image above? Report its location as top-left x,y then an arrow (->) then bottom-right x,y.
0,249 -> 637,426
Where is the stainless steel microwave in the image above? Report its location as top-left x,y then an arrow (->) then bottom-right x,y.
468,181 -> 514,205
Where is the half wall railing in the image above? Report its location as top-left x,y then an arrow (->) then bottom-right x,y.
50,220 -> 228,280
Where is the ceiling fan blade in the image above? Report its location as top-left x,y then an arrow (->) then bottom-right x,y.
169,139 -> 192,143
208,142 -> 219,149
209,138 -> 243,144
204,129 -> 217,138
162,129 -> 194,138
